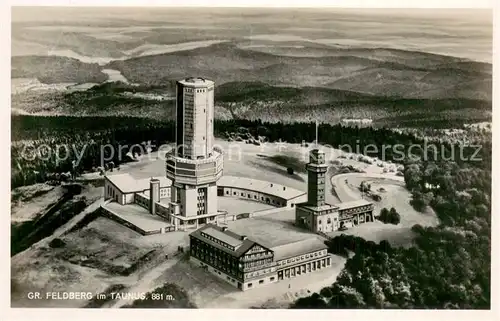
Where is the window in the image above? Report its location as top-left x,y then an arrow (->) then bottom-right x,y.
226,191 -> 229,195
248,283 -> 253,288
259,280 -> 264,284
234,192 -> 237,195
319,220 -> 322,224
270,277 -> 275,281
327,218 -> 331,224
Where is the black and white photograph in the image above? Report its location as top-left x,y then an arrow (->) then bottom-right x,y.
7,2 -> 496,316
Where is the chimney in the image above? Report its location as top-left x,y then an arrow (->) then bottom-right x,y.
240,235 -> 247,240
149,178 -> 160,215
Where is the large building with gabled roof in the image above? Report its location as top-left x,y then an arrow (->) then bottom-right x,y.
189,224 -> 333,291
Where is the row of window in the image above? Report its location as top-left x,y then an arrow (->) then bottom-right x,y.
199,232 -> 236,251
245,251 -> 272,260
244,258 -> 272,269
318,217 -> 338,225
160,188 -> 170,198
224,190 -> 286,206
196,254 -> 240,276
280,258 -> 331,278
277,250 -> 327,266
245,267 -> 274,279
247,277 -> 274,288
184,88 -> 211,93
194,251 -> 237,268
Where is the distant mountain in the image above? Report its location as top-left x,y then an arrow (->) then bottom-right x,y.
105,42 -> 492,100
11,56 -> 108,84
10,42 -> 492,127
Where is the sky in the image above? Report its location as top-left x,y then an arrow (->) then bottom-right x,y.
11,7 -> 493,62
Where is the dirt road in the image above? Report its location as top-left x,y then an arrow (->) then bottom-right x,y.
331,173 -> 404,202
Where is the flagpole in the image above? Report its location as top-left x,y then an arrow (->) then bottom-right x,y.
315,120 -> 319,147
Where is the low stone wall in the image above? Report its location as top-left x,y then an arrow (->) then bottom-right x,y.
100,204 -> 176,236
100,207 -> 151,235
251,207 -> 286,217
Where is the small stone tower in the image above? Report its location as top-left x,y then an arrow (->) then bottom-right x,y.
149,178 -> 160,215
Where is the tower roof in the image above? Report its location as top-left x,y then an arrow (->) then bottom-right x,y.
178,77 -> 214,87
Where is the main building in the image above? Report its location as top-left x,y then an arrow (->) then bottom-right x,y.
166,77 -> 224,229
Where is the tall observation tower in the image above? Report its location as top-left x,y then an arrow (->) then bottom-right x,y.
166,77 -> 224,230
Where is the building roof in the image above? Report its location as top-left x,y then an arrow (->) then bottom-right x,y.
102,201 -> 172,232
190,224 -> 265,257
203,226 -> 244,248
271,238 -> 327,261
178,77 -> 214,87
217,175 -> 306,200
105,173 -> 171,194
336,199 -> 373,210
297,203 -> 339,212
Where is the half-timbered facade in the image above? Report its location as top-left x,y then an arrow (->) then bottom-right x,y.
189,224 -> 333,290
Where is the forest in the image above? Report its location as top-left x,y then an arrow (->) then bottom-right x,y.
291,142 -> 491,308
11,115 -> 491,188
